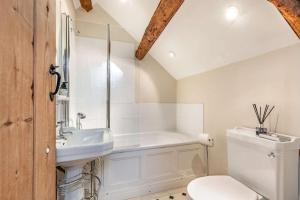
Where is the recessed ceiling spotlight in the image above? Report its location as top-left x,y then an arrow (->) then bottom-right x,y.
120,0 -> 127,3
226,6 -> 239,21
169,51 -> 176,58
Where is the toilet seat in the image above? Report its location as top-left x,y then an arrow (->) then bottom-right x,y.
187,176 -> 259,200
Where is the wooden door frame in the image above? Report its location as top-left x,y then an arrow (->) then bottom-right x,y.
33,0 -> 56,199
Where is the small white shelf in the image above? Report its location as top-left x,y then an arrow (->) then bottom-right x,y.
57,95 -> 70,102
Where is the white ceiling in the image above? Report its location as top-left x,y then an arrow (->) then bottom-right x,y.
96,0 -> 299,79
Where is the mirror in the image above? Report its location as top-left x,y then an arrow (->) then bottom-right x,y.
59,13 -> 70,97
56,10 -> 73,127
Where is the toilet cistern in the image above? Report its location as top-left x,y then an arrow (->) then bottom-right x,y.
187,127 -> 300,200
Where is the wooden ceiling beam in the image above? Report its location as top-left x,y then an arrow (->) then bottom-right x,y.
135,0 -> 185,60
80,0 -> 93,12
268,0 -> 300,38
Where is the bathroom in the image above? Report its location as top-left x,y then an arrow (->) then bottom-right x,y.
1,0 -> 300,200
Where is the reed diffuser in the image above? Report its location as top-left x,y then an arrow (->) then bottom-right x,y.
252,104 -> 275,135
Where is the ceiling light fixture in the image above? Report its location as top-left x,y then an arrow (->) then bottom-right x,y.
169,51 -> 176,58
120,0 -> 127,3
226,6 -> 239,21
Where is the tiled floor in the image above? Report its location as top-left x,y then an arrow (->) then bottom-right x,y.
128,187 -> 188,200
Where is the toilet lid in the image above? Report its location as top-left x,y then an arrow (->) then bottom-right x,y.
187,176 -> 258,200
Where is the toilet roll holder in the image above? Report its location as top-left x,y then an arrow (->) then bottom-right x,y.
199,134 -> 214,176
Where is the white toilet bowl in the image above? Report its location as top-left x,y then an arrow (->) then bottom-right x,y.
187,176 -> 261,200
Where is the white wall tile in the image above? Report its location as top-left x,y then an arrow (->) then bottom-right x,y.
69,37 -> 204,135
138,103 -> 177,132
176,104 -> 204,136
70,37 -> 136,129
111,103 -> 139,134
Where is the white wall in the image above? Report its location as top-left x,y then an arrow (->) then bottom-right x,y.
177,43 -> 300,175
70,37 -> 203,134
74,3 -> 177,104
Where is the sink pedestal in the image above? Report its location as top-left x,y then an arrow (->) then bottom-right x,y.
56,128 -> 114,199
64,165 -> 85,200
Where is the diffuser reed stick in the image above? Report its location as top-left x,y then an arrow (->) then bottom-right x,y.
252,104 -> 275,135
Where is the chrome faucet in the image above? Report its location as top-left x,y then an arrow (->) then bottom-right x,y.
57,121 -> 73,139
76,112 -> 86,130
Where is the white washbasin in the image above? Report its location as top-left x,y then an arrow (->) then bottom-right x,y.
56,128 -> 113,167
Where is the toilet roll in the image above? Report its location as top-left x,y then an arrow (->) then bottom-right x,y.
198,133 -> 214,147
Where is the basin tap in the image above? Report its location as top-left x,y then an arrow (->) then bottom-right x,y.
76,112 -> 86,130
57,121 -> 73,139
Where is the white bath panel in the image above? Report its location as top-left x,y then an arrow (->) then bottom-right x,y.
106,155 -> 141,186
100,143 -> 205,200
143,151 -> 176,180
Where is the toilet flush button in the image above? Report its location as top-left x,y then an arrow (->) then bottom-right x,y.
267,152 -> 276,158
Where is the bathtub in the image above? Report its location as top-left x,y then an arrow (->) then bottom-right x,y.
99,131 -> 206,200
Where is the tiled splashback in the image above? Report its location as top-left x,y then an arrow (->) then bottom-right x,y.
177,104 -> 204,135
110,103 -> 177,134
138,103 -> 177,132
71,102 -> 203,135
69,36 -> 203,135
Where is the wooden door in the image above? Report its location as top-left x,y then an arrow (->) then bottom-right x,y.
0,0 -> 56,199
0,0 -> 35,199
33,0 -> 56,200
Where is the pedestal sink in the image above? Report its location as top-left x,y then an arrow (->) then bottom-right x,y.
56,128 -> 113,199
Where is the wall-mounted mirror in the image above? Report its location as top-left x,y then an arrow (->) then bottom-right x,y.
56,7 -> 73,126
59,13 -> 70,97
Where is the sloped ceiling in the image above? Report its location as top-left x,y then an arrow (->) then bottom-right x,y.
95,0 -> 299,79
75,4 -> 136,43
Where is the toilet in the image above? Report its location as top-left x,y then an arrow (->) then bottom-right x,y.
188,176 -> 260,200
187,127 -> 300,200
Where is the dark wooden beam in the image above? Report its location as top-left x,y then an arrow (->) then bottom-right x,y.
135,0 -> 184,60
268,0 -> 300,38
80,0 -> 93,12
